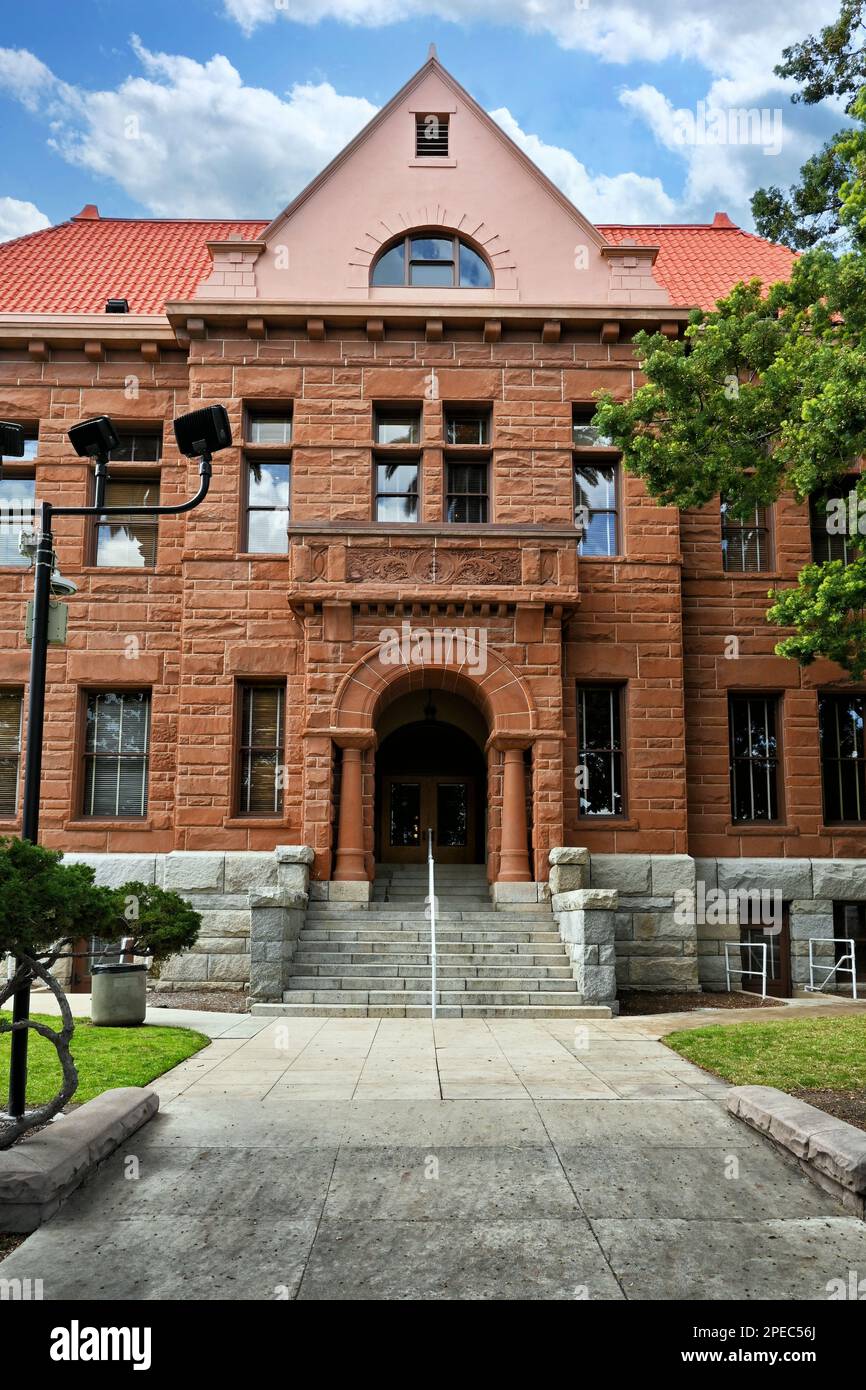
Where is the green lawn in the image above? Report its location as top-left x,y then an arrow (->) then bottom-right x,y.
0,1011 -> 209,1108
665,1013 -> 866,1090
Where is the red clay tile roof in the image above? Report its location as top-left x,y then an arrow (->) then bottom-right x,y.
0,210 -> 796,316
598,222 -> 797,310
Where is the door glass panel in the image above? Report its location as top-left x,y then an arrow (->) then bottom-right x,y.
389,783 -> 421,846
740,926 -> 780,983
437,783 -> 468,847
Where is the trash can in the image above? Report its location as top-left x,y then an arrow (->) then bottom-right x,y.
90,963 -> 147,1026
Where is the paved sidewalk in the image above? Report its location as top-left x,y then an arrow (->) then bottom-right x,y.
3,1010 -> 866,1299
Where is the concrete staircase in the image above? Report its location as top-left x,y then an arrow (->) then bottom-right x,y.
256,863 -> 609,1017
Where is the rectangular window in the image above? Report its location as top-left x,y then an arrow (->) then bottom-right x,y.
374,408 -> 420,446
445,409 -> 489,446
577,685 -> 624,817
237,684 -> 285,816
415,113 -> 449,157
729,695 -> 779,822
246,460 -> 290,553
83,691 -> 150,818
111,432 -> 162,463
96,478 -> 160,567
0,474 -> 36,567
375,459 -> 419,523
247,412 -> 292,446
721,499 -> 771,572
572,406 -> 611,448
819,694 -> 866,823
574,462 -> 618,556
446,461 -> 489,523
0,690 -> 23,817
810,479 -> 861,564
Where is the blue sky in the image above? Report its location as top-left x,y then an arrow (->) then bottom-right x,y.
0,0 -> 847,239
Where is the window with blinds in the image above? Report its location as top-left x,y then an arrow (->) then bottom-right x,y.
96,477 -> 160,567
237,684 -> 285,816
83,691 -> 150,818
0,690 -> 23,816
721,499 -> 771,572
415,113 -> 449,157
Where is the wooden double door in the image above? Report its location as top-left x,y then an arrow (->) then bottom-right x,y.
381,774 -> 479,864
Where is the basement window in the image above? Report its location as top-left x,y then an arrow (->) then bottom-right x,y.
415,113 -> 449,157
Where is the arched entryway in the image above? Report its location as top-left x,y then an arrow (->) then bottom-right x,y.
375,690 -> 487,865
328,642 -> 537,884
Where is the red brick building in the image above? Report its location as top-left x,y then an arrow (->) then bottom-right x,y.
1,56 -> 863,1013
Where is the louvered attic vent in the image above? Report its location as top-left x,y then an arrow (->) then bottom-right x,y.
415,113 -> 449,157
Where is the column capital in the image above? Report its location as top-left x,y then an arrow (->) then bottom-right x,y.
487,732 -> 532,753
331,729 -> 377,751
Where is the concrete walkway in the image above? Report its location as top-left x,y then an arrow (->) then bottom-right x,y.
3,1006 -> 866,1299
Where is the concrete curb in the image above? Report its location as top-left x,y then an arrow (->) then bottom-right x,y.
0,1086 -> 159,1233
728,1084 -> 866,1218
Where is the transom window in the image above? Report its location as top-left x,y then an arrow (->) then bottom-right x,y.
247,412 -> 293,446
83,691 -> 150,819
111,431 -> 162,462
374,408 -> 420,446
819,694 -> 865,823
371,234 -> 492,289
445,409 -> 489,446
721,498 -> 771,572
729,695 -> 779,822
572,406 -> 612,448
577,685 -> 624,817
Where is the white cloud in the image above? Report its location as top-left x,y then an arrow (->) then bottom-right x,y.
491,107 -> 676,222
0,196 -> 51,243
0,38 -> 377,217
223,0 -> 846,225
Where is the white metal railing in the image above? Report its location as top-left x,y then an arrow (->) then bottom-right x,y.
806,938 -> 858,1000
426,828 -> 438,1021
724,940 -> 768,998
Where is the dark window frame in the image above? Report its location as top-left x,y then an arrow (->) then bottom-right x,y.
728,693 -> 780,824
374,454 -> 421,524
81,689 -> 151,820
819,692 -> 866,824
370,232 -> 493,289
810,476 -> 862,565
244,457 -> 291,554
445,458 -> 490,524
108,430 -> 162,463
721,497 -> 772,573
236,682 -> 286,818
93,473 -> 161,568
373,406 -> 421,447
574,458 -> 620,557
444,407 -> 491,447
0,687 -> 23,818
576,683 -> 626,819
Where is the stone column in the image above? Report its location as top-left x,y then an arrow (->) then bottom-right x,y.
333,739 -> 368,881
497,742 -> 532,883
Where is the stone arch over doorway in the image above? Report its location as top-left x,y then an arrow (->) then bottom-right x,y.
329,643 -> 537,884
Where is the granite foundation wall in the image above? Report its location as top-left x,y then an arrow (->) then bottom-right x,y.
63,847 -> 313,999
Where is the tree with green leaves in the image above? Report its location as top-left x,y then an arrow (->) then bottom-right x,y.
752,1 -> 866,250
0,837 -> 200,1147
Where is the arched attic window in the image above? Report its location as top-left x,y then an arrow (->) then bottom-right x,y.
371,232 -> 493,288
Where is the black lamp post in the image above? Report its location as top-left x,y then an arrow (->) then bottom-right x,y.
5,405 -> 232,1120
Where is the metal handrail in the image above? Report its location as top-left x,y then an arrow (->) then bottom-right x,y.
724,939 -> 768,999
806,938 -> 858,1000
426,829 -> 437,1021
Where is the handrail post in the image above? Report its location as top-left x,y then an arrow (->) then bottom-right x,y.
427,828 -> 437,1022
